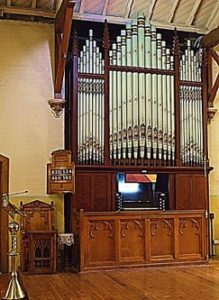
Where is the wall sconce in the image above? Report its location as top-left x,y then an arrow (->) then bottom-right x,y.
48,98 -> 66,118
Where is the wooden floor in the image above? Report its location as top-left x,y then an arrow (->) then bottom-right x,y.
1,260 -> 219,299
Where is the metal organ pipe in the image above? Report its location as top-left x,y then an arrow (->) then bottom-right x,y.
138,13 -> 145,159
179,39 -> 203,165
76,14 -> 204,167
121,30 -> 127,159
77,30 -> 104,164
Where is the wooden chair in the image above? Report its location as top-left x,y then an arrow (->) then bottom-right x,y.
20,200 -> 57,273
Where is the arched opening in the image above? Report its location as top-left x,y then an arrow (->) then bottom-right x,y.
0,154 -> 9,273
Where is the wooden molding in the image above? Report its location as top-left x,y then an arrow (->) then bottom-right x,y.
54,0 -> 75,95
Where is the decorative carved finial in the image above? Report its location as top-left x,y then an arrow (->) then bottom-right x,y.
207,106 -> 217,123
102,19 -> 110,50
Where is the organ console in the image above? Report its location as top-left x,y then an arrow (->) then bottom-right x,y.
63,13 -> 212,271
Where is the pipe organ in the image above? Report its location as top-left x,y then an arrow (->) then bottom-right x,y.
66,13 -> 212,272
75,13 -> 205,167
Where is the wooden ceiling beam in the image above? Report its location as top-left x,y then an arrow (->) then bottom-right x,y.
206,2 -> 219,30
208,73 -> 219,105
186,0 -> 202,25
124,0 -> 134,18
6,0 -> 11,6
31,0 -> 37,9
147,0 -> 157,21
102,0 -> 110,16
54,0 -> 75,95
203,26 -> 219,48
207,49 -> 219,107
73,12 -> 208,33
168,0 -> 180,23
0,6 -> 55,18
79,0 -> 86,14
209,48 -> 219,66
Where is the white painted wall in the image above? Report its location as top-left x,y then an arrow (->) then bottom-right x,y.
0,20 -> 64,232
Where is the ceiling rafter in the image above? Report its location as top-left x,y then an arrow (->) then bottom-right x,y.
79,0 -> 86,14
6,0 -> 11,7
203,26 -> 219,48
0,6 -> 55,18
54,0 -> 75,95
72,12 -> 207,33
102,0 -> 110,16
168,0 -> 180,23
147,0 -> 157,21
31,0 -> 37,9
206,2 -> 219,29
124,0 -> 134,18
186,0 -> 202,26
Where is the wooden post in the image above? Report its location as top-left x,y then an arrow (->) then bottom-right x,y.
72,31 -> 79,163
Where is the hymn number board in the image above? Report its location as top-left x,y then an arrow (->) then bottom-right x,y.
47,150 -> 75,194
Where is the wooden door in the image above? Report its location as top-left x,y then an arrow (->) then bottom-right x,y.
175,173 -> 208,210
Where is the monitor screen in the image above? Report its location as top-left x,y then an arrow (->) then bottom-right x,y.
116,173 -> 168,209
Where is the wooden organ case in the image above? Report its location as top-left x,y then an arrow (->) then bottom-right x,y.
64,14 -> 212,271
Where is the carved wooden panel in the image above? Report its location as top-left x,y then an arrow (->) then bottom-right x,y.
120,219 -> 145,263
178,217 -> 203,259
150,218 -> 174,260
74,210 -> 207,271
87,220 -> 115,266
28,232 -> 56,273
20,200 -> 55,232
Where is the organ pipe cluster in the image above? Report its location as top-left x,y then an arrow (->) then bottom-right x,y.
179,40 -> 203,164
78,30 -> 105,163
76,13 -> 204,166
109,13 -> 175,162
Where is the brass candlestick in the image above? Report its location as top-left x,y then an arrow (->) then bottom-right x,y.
1,193 -> 28,300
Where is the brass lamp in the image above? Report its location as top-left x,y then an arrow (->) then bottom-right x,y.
1,192 -> 28,300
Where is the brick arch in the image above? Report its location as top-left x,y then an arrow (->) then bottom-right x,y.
0,154 -> 9,273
